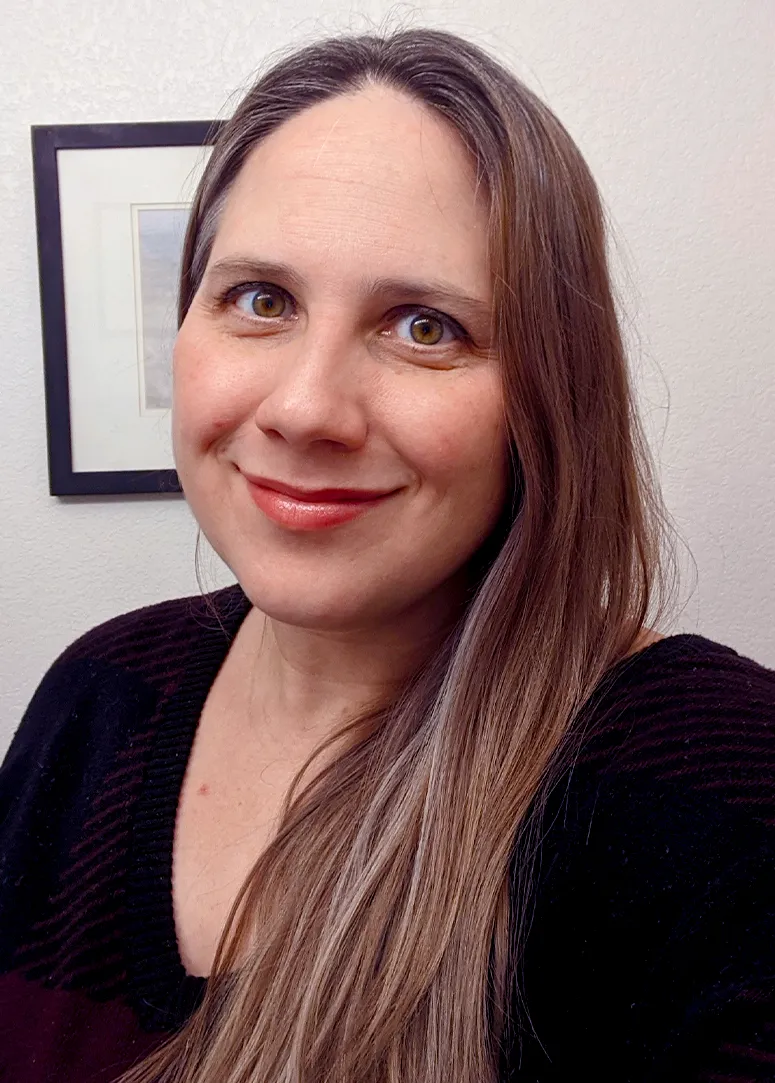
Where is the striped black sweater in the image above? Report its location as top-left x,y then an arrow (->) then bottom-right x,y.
1,585 -> 775,1082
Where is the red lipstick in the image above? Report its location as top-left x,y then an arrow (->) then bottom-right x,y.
243,475 -> 396,531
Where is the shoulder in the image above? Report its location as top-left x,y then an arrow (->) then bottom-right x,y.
596,630 -> 775,718
1,584 -> 249,789
531,631 -> 775,948
607,630 -> 774,704
517,639 -> 775,1077
0,584 -> 250,902
575,633 -> 775,800
50,582 -> 249,686
534,631 -> 775,968
547,633 -> 775,861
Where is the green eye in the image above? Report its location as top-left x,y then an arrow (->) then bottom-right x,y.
407,314 -> 445,345
236,287 -> 288,318
250,290 -> 285,316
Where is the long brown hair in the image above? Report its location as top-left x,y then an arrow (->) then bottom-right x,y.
125,27 -> 675,1083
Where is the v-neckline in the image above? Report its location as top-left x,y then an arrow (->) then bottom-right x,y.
122,589 -> 713,1035
125,584 -> 253,1032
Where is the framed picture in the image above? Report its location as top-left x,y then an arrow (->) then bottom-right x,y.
32,120 -> 222,496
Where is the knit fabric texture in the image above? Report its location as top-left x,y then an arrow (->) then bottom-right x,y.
1,584 -> 774,1082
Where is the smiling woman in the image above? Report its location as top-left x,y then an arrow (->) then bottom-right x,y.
2,26 -> 775,1083
173,84 -> 507,630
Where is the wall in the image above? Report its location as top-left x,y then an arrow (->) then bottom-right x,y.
1,0 -> 773,753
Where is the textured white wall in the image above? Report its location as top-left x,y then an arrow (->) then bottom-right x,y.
1,0 -> 773,753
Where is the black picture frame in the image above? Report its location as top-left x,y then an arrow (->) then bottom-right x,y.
31,120 -> 222,496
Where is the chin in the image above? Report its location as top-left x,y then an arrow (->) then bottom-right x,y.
232,562 -> 391,632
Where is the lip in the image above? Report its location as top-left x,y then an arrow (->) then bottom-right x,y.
242,473 -> 398,531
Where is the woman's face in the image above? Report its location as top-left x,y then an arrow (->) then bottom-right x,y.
173,86 -> 508,630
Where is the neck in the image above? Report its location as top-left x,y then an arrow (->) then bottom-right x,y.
234,585 -> 464,748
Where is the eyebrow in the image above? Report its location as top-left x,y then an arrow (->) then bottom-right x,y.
204,257 -> 493,327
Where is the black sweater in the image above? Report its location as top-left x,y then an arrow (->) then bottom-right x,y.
1,585 -> 775,1082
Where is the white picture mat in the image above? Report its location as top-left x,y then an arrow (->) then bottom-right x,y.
132,203 -> 191,416
57,144 -> 212,472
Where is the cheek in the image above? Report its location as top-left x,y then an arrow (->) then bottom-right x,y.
171,322 -> 247,457
397,373 -> 508,504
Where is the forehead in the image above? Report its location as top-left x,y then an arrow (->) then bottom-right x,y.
209,86 -> 492,294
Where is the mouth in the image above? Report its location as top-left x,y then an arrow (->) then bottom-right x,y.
241,473 -> 399,531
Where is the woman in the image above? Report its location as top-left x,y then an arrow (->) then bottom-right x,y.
2,27 -> 774,1083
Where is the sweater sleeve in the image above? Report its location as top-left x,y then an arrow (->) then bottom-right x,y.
510,636 -> 775,1083
0,640 -> 159,968
0,585 -> 243,987
659,838 -> 775,1081
0,587 -> 214,841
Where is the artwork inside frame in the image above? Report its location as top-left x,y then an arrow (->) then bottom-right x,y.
31,120 -> 221,496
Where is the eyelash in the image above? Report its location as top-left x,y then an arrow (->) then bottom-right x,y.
215,281 -> 470,348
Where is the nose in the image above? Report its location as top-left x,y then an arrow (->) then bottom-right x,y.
252,322 -> 368,451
